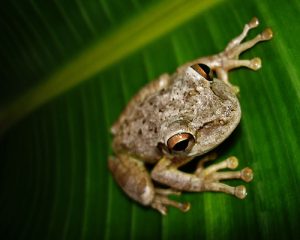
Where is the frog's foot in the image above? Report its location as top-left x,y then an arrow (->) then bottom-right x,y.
151,188 -> 190,215
215,17 -> 273,92
195,156 -> 253,199
221,17 -> 273,70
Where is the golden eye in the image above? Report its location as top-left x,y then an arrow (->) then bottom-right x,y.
167,133 -> 195,152
191,63 -> 213,81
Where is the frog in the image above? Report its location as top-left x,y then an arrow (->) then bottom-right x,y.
109,17 -> 273,215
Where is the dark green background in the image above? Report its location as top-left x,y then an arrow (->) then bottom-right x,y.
1,0 -> 300,239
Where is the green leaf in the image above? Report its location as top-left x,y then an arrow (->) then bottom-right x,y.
1,0 -> 300,239
0,0 -> 221,134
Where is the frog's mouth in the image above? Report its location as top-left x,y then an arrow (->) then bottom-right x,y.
188,104 -> 241,157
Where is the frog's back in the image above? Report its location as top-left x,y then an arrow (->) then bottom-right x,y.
111,67 -> 241,163
111,90 -> 171,163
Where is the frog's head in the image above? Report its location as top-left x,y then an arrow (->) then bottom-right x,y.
159,64 -> 241,158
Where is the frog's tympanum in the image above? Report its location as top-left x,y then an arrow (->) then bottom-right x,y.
109,17 -> 273,214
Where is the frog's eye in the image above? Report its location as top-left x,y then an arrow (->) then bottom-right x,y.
191,63 -> 213,81
167,133 -> 195,152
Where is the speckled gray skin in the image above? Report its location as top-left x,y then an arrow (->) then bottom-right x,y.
109,17 -> 273,215
112,68 -> 240,163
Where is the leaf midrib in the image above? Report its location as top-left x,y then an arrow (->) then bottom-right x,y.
0,0 -> 223,135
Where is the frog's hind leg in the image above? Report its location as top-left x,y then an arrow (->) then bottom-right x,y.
151,188 -> 190,215
109,154 -> 155,206
109,154 -> 189,214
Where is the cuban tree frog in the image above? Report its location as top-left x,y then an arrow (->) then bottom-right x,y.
109,17 -> 273,215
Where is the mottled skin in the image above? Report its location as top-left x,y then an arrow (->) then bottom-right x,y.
112,69 -> 240,161
109,17 -> 273,214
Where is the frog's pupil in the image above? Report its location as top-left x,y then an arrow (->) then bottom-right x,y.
191,63 -> 212,81
198,63 -> 210,76
173,139 -> 189,151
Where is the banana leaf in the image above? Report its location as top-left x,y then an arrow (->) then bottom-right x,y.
1,0 -> 300,239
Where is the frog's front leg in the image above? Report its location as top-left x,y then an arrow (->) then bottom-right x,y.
195,154 -> 253,198
151,155 -> 253,198
178,17 -> 273,92
109,154 -> 190,214
213,17 -> 273,84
